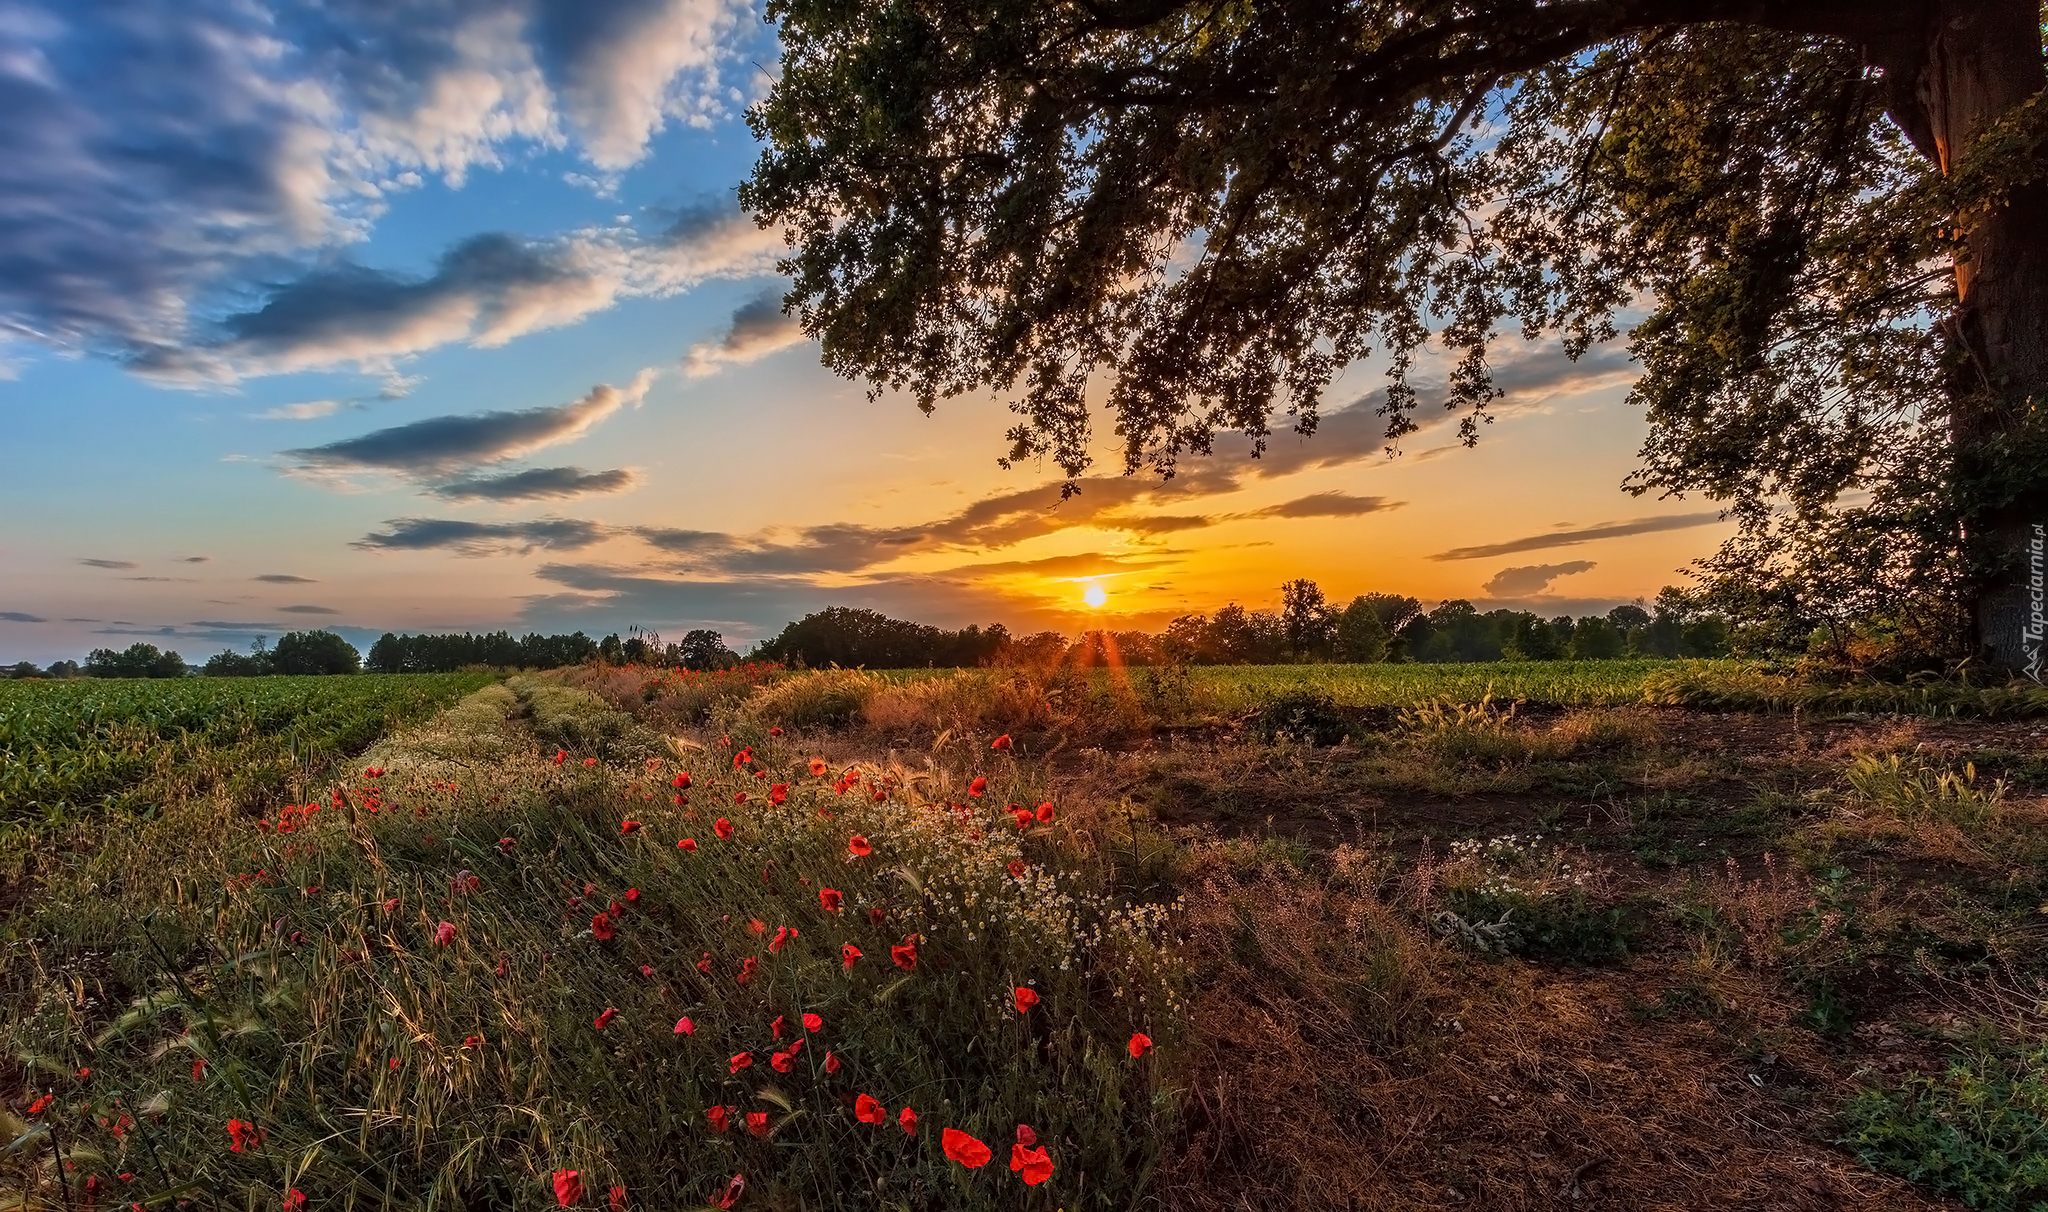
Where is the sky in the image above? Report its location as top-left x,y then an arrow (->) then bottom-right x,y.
0,0 -> 1736,666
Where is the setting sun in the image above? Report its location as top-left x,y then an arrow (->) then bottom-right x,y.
1083,583 -> 1108,609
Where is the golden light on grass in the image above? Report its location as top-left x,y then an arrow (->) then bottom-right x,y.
1083,582 -> 1108,609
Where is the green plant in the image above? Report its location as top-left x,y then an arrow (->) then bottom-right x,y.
1251,689 -> 1350,747
1843,753 -> 2005,827
1838,1045 -> 2048,1211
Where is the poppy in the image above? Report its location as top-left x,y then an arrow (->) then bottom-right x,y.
899,1106 -> 918,1135
771,1015 -> 786,1040
802,1012 -> 822,1032
672,772 -> 692,790
841,943 -> 862,970
499,838 -> 516,851
191,1059 -> 206,1081
808,759 -> 827,777
284,1190 -> 307,1210
968,777 -> 988,797
769,783 -> 790,806
869,907 -> 887,926
675,1017 -> 695,1035
715,1174 -> 744,1210
640,964 -> 655,977
736,956 -> 757,985
769,726 -> 784,737
27,1095 -> 51,1114
553,751 -> 567,766
748,918 -> 767,935
818,887 -> 844,913
855,1094 -> 885,1124
608,901 -> 624,919
825,1051 -> 841,1074
583,757 -> 598,767
942,1128 -> 992,1169
1036,802 -> 1056,823
1016,1124 -> 1037,1146
495,956 -> 509,977
591,914 -> 615,941
890,939 -> 918,971
625,888 -> 639,903
389,1057 -> 402,1070
463,1035 -> 483,1049
678,837 -> 697,851
992,734 -> 1012,750
745,1111 -> 769,1139
847,835 -> 871,857
1013,987 -> 1039,1013
734,791 -> 749,805
594,1008 -> 617,1030
707,1105 -> 729,1132
227,1118 -> 262,1153
769,926 -> 793,953
1011,807 -> 1034,828
872,786 -> 888,803
383,898 -> 400,913
1007,860 -> 1026,879
1011,1143 -> 1054,1186
608,1186 -> 628,1212
1128,1032 -> 1153,1058
730,1052 -> 752,1074
697,953 -> 713,974
714,818 -> 734,840
770,1050 -> 793,1073
435,921 -> 457,947
620,820 -> 641,835
786,1037 -> 804,1056
553,1169 -> 583,1207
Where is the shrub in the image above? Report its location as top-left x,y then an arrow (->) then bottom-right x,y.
1838,1045 -> 2048,1211
1429,833 -> 1636,962
1251,689 -> 1350,746
745,667 -> 882,730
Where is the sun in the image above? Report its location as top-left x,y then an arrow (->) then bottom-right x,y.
1083,582 -> 1107,609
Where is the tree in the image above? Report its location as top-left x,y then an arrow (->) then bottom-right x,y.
44,660 -> 78,679
678,629 -> 741,671
1279,579 -> 1335,660
270,631 -> 360,676
6,661 -> 42,679
1333,596 -> 1392,663
84,642 -> 186,678
745,0 -> 2048,669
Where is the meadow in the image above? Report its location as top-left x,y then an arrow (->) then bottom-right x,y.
4,663 -> 2048,1210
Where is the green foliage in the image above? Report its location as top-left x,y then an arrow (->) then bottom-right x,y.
1844,753 -> 2005,826
1433,834 -> 1638,963
83,642 -> 187,679
366,629 -> 601,673
269,630 -> 361,676
753,607 -> 1013,669
1251,689 -> 1350,747
1838,1045 -> 2048,1211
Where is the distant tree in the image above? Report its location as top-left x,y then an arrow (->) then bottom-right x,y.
44,659 -> 78,679
598,633 -> 625,665
1333,597 -> 1391,663
678,629 -> 741,671
1280,579 -> 1335,660
1608,603 -> 1653,632
1205,604 -> 1287,664
1569,616 -> 1627,659
1005,631 -> 1073,667
84,642 -> 185,678
6,660 -> 42,679
203,649 -> 273,676
271,631 -> 360,675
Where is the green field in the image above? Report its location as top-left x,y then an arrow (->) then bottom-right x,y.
0,674 -> 494,830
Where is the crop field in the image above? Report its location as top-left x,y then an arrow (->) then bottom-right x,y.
5,665 -> 2048,1211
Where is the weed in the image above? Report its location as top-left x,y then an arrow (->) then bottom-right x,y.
1251,689 -> 1350,747
1838,1045 -> 2048,1211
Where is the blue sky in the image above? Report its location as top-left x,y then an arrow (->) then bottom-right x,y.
0,0 -> 1733,666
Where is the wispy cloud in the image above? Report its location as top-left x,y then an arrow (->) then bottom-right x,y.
0,611 -> 47,623
684,287 -> 808,377
255,574 -> 317,584
277,604 -> 341,615
255,400 -> 346,421
1430,511 -> 1726,561
79,558 -> 137,570
1482,561 -> 1598,596
354,517 -> 612,556
429,466 -> 639,502
179,556 -> 210,563
1238,491 -> 1400,520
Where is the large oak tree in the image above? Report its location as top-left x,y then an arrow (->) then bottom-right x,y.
740,0 -> 2048,669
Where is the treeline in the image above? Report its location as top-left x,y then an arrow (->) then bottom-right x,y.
363,627 -> 743,673
2,633 -> 365,680
750,608 -> 1036,669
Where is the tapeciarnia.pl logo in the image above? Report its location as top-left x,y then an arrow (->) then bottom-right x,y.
2028,522 -> 2046,683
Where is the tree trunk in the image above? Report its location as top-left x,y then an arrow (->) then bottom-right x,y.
1888,0 -> 2048,673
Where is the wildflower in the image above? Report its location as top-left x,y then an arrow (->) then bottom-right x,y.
1011,807 -> 1034,828
495,956 -> 508,977
769,925 -> 797,953
620,820 -> 641,835
1007,860 -> 1026,879
463,1035 -> 483,1049
730,1052 -> 752,1074
943,1128 -> 992,1168
1016,1124 -> 1037,1145
677,836 -> 698,852
383,898 -> 400,913
745,1111 -> 769,1138
27,1095 -> 51,1114
499,837 -> 516,851
715,1174 -> 744,1210
855,1094 -> 885,1124
594,1008 -> 617,1030
733,791 -> 748,805
640,964 -> 655,977
625,888 -> 639,903
808,758 -> 827,777
284,1190 -> 307,1210
707,1106 -> 729,1132
435,921 -> 457,946
968,776 -> 988,797
841,943 -> 862,970
992,734 -> 1012,750
771,1015 -> 786,1040
591,914 -> 615,941
553,751 -> 568,766
1011,1143 -> 1054,1185
818,887 -> 844,913
1036,801 -> 1056,823
582,757 -> 598,768
227,1118 -> 262,1153
769,726 -> 784,737
869,906 -> 886,925
825,1050 -> 841,1074
1128,1032 -> 1153,1058
732,748 -> 751,769
673,772 -> 692,790
675,1017 -> 695,1035
737,956 -> 758,985
891,938 -> 918,971
803,1012 -> 822,1031
697,953 -> 713,974
748,918 -> 766,935
608,900 -> 624,919
714,818 -> 734,840
847,835 -> 871,857
899,1107 -> 918,1135
770,1050 -> 793,1073
609,1186 -> 628,1212
552,1170 -> 582,1207
389,1057 -> 402,1070
1014,987 -> 1039,1013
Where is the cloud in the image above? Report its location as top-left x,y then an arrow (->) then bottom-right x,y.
429,465 -> 638,502
255,574 -> 318,584
353,516 -> 611,556
180,556 -> 210,563
1239,491 -> 1400,519
1429,511 -> 1726,560
121,576 -> 190,582
278,604 -> 342,614
684,287 -> 808,377
79,558 -> 137,570
1481,561 -> 1599,596
0,611 -> 47,623
256,400 -> 346,421
285,373 -> 653,480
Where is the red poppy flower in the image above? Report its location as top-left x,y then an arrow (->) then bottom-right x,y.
714,818 -> 733,840
1016,1124 -> 1037,1146
678,837 -> 697,852
591,914 -> 615,941
899,1106 -> 918,1135
802,1012 -> 822,1032
869,906 -> 886,925
770,1050 -> 793,1073
191,1058 -> 206,1081
729,1052 -> 752,1073
748,918 -> 766,935
227,1119 -> 263,1153
769,726 -> 784,737
707,1105 -> 729,1132
942,1127 -> 992,1168
768,925 -> 794,953
608,1185 -> 627,1212
732,748 -> 751,769
855,1094 -> 885,1124
745,1111 -> 769,1138
715,1174 -> 744,1210
625,887 -> 639,903
1011,1143 -> 1055,1185
825,1050 -> 841,1073
383,897 -> 399,913
553,1169 -> 583,1207
1036,802 -> 1056,823
841,943 -> 862,970
1128,1032 -> 1153,1058
594,1007 -> 617,1030
284,1189 -> 307,1210
872,786 -> 888,803
620,820 -> 641,834
890,939 -> 918,971
817,887 -> 843,913
736,956 -> 757,985
1007,860 -> 1026,879
696,952 -> 713,973
434,921 -> 457,946
639,964 -> 656,977
675,1016 -> 695,1035
768,783 -> 789,806
1011,807 -> 1034,828
808,758 -> 827,776
553,750 -> 567,766
992,734 -> 1012,750
770,1014 -> 786,1040
968,777 -> 988,797
846,835 -> 871,857
499,837 -> 516,851
496,956 -> 509,977
27,1095 -> 51,1114
1013,987 -> 1040,1013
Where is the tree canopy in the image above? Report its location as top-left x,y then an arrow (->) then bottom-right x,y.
743,0 -> 2048,668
